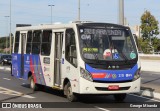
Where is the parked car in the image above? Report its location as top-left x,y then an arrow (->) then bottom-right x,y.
0,54 -> 12,65
154,52 -> 160,55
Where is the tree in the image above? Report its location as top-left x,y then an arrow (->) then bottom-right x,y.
140,10 -> 159,41
152,37 -> 160,52
138,38 -> 150,53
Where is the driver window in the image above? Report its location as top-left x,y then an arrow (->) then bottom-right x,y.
65,28 -> 77,67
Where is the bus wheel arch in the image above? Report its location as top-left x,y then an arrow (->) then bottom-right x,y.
28,71 -> 32,79
28,71 -> 38,91
63,78 -> 70,95
63,78 -> 77,102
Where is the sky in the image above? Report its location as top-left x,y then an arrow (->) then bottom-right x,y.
0,0 -> 160,37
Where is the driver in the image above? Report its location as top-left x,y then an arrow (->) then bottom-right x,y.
103,44 -> 118,60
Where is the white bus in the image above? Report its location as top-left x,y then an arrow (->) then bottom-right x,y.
12,22 -> 141,102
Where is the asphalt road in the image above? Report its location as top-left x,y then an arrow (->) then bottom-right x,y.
0,69 -> 160,111
141,71 -> 160,93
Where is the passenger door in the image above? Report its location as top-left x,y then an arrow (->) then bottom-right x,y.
54,31 -> 64,86
20,32 -> 27,78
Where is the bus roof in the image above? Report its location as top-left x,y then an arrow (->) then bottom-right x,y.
16,23 -> 76,31
15,22 -> 129,31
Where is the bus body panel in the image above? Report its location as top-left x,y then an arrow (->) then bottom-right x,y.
86,64 -> 138,82
39,55 -> 54,87
12,54 -> 47,85
61,60 -> 80,92
12,54 -> 22,78
70,61 -> 141,94
60,26 -> 81,92
29,54 -> 46,85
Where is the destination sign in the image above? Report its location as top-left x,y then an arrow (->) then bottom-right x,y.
82,29 -> 122,36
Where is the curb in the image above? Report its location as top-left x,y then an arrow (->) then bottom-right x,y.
138,89 -> 160,100
0,67 -> 11,71
141,70 -> 160,73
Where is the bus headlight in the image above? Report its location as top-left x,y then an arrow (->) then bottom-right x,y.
133,69 -> 141,81
80,67 -> 93,82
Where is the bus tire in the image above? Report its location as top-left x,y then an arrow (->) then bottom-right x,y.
64,82 -> 77,102
29,75 -> 38,91
113,94 -> 127,102
2,61 -> 4,66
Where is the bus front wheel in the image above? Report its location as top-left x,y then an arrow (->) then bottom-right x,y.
113,94 -> 127,102
29,75 -> 38,91
64,82 -> 77,102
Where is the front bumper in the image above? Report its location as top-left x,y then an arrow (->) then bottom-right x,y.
78,77 -> 141,94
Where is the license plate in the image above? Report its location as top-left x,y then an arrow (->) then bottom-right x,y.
108,85 -> 119,90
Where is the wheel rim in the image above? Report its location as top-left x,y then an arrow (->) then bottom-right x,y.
31,78 -> 34,89
67,86 -> 72,99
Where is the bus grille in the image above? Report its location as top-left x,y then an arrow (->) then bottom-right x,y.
95,86 -> 130,91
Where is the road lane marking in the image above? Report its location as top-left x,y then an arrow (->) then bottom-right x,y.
0,67 -> 11,71
3,78 -> 11,81
129,94 -> 160,102
95,106 -> 110,111
22,95 -> 35,99
0,87 -> 35,99
140,89 -> 160,100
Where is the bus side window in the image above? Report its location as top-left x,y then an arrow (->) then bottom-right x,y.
32,30 -> 41,54
41,30 -> 52,56
26,31 -> 32,54
14,31 -> 20,53
65,29 -> 77,67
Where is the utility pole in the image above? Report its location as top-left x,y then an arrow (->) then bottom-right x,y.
119,0 -> 124,25
78,0 -> 80,21
4,16 -> 10,54
9,0 -> 12,54
48,5 -> 54,24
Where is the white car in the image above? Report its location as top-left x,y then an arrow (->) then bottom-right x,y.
154,52 -> 160,55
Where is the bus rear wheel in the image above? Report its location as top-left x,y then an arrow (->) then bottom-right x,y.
29,75 -> 38,91
113,94 -> 127,102
64,82 -> 77,102
2,61 -> 5,66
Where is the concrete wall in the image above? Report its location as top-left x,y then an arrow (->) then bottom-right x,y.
141,60 -> 160,72
140,55 -> 160,73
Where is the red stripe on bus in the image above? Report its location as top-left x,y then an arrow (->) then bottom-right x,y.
30,57 -> 37,83
91,73 -> 106,79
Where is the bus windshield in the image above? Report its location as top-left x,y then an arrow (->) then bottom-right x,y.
78,24 -> 138,62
